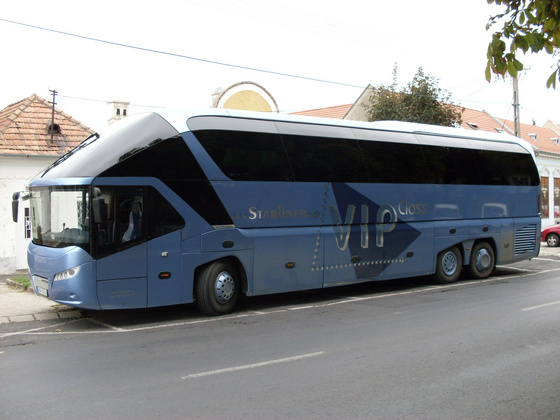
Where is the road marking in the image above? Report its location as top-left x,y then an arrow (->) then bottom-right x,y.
522,300 -> 560,312
181,351 -> 326,379
534,257 -> 560,262
495,265 -> 533,272
87,318 -> 126,331
0,319 -> 82,338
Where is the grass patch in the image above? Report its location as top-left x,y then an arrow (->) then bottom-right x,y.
10,275 -> 31,289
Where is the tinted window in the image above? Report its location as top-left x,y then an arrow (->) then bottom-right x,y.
164,180 -> 233,226
100,136 -> 207,181
281,134 -> 368,182
422,145 -> 480,184
93,186 -> 185,259
100,136 -> 232,226
39,113 -> 179,179
194,130 -> 293,181
474,149 -> 539,186
359,140 -> 430,183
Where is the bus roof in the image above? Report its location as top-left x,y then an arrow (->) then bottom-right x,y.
156,108 -> 536,156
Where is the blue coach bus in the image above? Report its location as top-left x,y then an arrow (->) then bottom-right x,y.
14,109 -> 541,315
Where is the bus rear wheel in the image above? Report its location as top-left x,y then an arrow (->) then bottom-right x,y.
468,241 -> 495,279
434,246 -> 462,284
195,260 -> 239,316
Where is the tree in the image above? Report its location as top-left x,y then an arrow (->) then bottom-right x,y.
486,0 -> 560,88
365,66 -> 463,127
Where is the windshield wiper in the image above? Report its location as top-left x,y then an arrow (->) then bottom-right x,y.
41,133 -> 100,177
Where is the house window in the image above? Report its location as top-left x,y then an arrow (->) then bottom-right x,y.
47,123 -> 62,135
555,178 -> 560,219
541,176 -> 549,218
24,207 -> 31,238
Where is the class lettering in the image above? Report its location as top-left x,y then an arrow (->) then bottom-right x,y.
398,200 -> 427,215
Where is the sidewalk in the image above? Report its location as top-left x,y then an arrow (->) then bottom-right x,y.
0,274 -> 81,324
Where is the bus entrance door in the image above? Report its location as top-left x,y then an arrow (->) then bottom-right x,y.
97,244 -> 148,309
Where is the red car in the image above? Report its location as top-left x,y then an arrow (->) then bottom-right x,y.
541,224 -> 560,247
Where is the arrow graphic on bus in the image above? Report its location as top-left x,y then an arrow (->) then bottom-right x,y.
330,183 -> 421,278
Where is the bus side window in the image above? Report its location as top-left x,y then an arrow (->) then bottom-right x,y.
147,188 -> 185,239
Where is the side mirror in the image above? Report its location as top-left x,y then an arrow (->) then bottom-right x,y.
12,192 -> 20,223
12,191 -> 29,223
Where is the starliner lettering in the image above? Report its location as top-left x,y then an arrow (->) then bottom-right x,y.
248,206 -> 309,220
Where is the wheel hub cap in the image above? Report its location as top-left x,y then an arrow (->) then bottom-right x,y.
215,271 -> 235,304
442,251 -> 458,276
475,249 -> 492,271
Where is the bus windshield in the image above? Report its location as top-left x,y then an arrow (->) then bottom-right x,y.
30,186 -> 90,251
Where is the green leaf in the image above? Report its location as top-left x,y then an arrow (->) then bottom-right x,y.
546,70 -> 558,89
507,58 -> 519,78
485,62 -> 492,81
514,35 -> 529,52
513,56 -> 524,71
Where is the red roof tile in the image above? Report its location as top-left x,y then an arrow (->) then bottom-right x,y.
292,102 -> 560,155
0,94 -> 95,156
459,108 -> 560,154
291,104 -> 352,119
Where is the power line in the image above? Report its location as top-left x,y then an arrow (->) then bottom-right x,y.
0,17 -> 365,90
59,94 -> 165,108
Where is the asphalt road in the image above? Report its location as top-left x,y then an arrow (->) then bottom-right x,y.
1,254 -> 560,419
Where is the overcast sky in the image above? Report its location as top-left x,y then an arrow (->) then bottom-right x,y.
1,0 -> 558,132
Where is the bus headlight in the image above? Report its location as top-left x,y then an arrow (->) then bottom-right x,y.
54,266 -> 81,281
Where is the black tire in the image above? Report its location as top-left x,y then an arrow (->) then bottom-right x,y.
468,241 -> 495,279
434,246 -> 462,284
195,260 -> 239,316
546,233 -> 560,247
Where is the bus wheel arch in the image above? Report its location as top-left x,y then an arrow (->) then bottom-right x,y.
468,240 -> 495,279
194,257 -> 246,316
434,245 -> 462,284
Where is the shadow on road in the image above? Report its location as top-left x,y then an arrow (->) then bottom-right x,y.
77,266 -> 531,329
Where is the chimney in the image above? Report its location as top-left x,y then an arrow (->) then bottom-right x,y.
107,100 -> 130,125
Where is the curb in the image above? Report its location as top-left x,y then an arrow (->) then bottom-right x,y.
6,278 -> 31,292
1,280 -> 84,324
0,309 -> 84,324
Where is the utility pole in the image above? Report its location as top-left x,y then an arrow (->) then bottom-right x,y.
513,76 -> 521,138
49,89 -> 57,141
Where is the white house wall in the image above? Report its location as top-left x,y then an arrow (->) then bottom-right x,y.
536,152 -> 560,228
0,155 -> 54,274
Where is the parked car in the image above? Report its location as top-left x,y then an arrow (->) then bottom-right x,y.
541,224 -> 560,247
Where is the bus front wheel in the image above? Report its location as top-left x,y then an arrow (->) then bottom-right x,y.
434,246 -> 462,284
468,241 -> 495,279
195,260 -> 239,316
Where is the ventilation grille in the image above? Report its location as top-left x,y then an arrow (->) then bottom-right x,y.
514,224 -> 537,255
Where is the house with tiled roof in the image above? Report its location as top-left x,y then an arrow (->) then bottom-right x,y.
0,94 -> 95,274
458,109 -> 560,226
543,120 -> 560,137
292,97 -> 560,227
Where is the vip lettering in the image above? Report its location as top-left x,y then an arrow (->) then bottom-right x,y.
329,204 -> 397,250
248,206 -> 309,220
